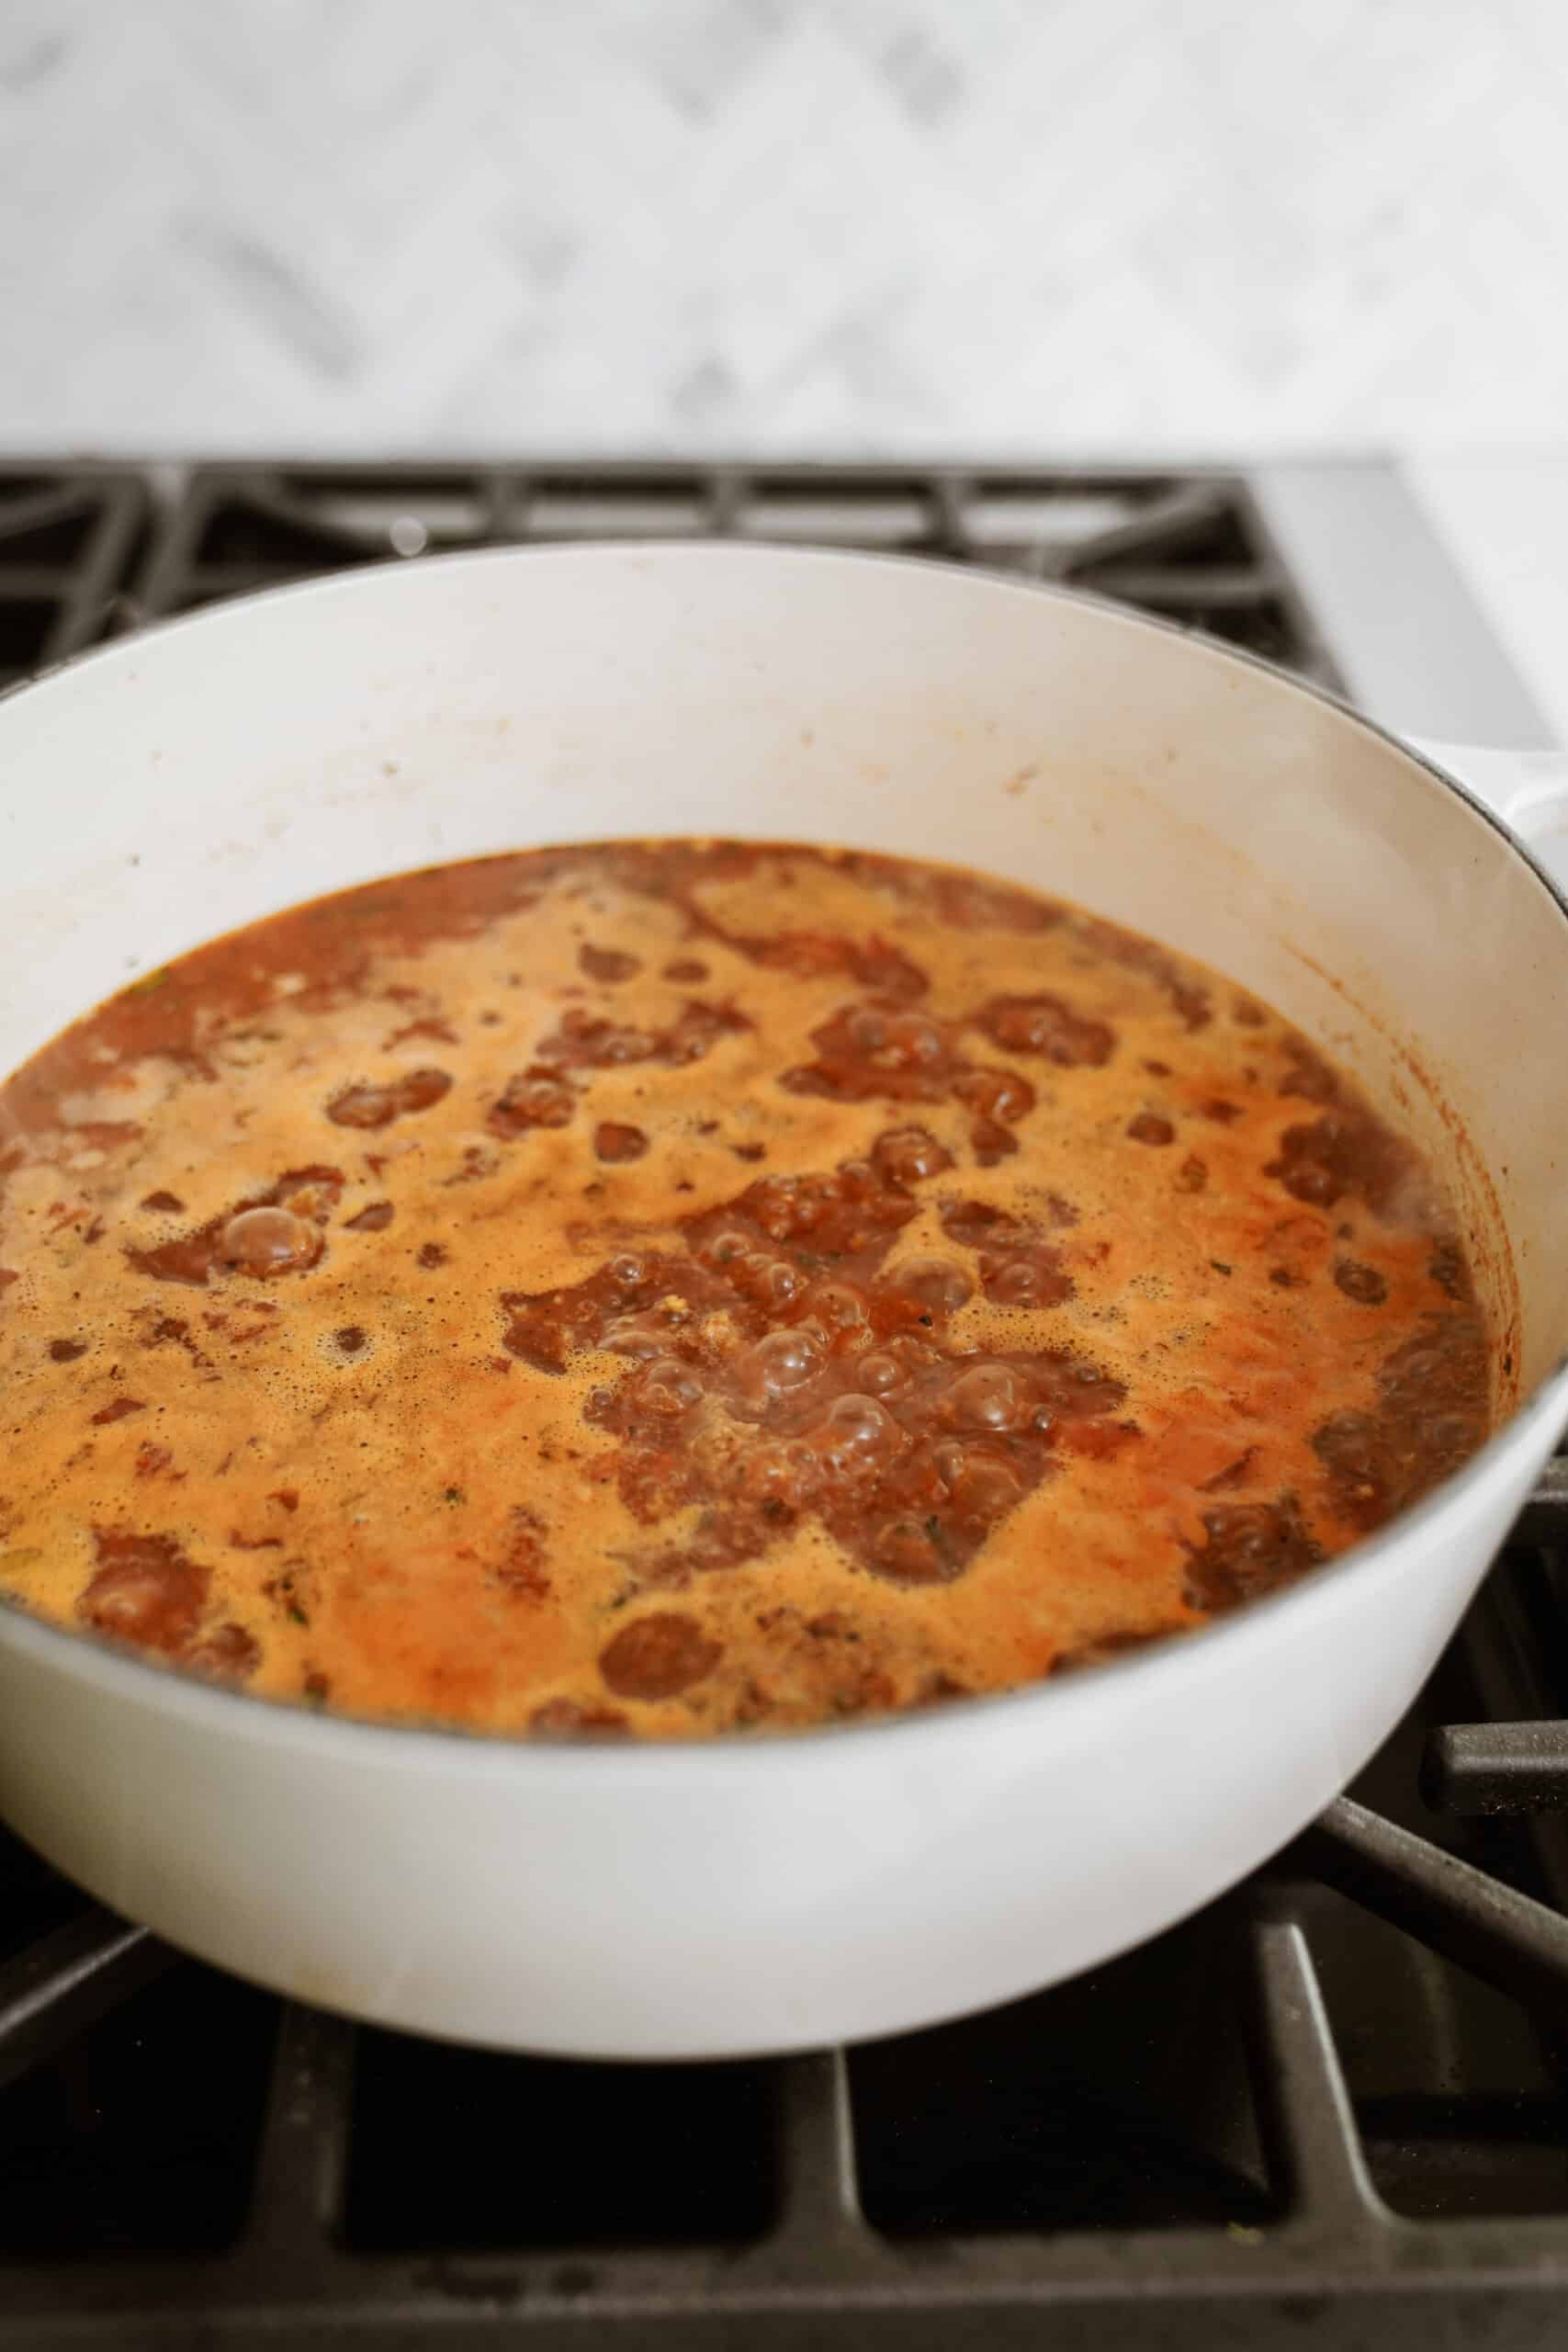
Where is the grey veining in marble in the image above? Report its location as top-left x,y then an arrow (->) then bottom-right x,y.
3,0 -> 1566,456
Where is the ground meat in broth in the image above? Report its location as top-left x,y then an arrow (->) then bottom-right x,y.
0,841 -> 1491,1737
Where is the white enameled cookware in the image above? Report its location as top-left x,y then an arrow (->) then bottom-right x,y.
0,545 -> 1563,2057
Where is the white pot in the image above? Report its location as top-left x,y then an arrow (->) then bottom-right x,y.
0,545 -> 1563,2058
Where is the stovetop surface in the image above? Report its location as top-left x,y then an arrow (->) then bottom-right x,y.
0,459 -> 1566,2349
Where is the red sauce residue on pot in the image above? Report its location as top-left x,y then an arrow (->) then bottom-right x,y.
0,841 -> 1491,1737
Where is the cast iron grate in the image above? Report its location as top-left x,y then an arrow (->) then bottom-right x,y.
0,462 -> 1564,2346
124,459 -> 1337,683
0,467 -> 147,688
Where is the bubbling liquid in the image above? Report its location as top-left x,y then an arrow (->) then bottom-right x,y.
0,841 -> 1493,1737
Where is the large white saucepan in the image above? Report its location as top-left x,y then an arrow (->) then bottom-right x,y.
0,544 -> 1564,2061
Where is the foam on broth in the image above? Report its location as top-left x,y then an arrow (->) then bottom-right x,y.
0,842 -> 1491,1736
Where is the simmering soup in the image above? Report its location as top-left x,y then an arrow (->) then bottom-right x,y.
0,842 -> 1491,1736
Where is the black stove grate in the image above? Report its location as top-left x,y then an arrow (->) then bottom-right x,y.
120,459 -> 1338,685
0,462 -> 1564,2346
0,467 -> 147,690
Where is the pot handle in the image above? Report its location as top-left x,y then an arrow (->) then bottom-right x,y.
1409,739 -> 1568,897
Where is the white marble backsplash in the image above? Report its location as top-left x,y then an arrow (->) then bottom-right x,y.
3,0 -> 1567,458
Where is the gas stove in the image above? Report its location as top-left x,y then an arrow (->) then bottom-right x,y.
0,459 -> 1565,2348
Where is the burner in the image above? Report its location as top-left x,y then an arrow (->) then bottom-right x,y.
0,462 -> 1563,2347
